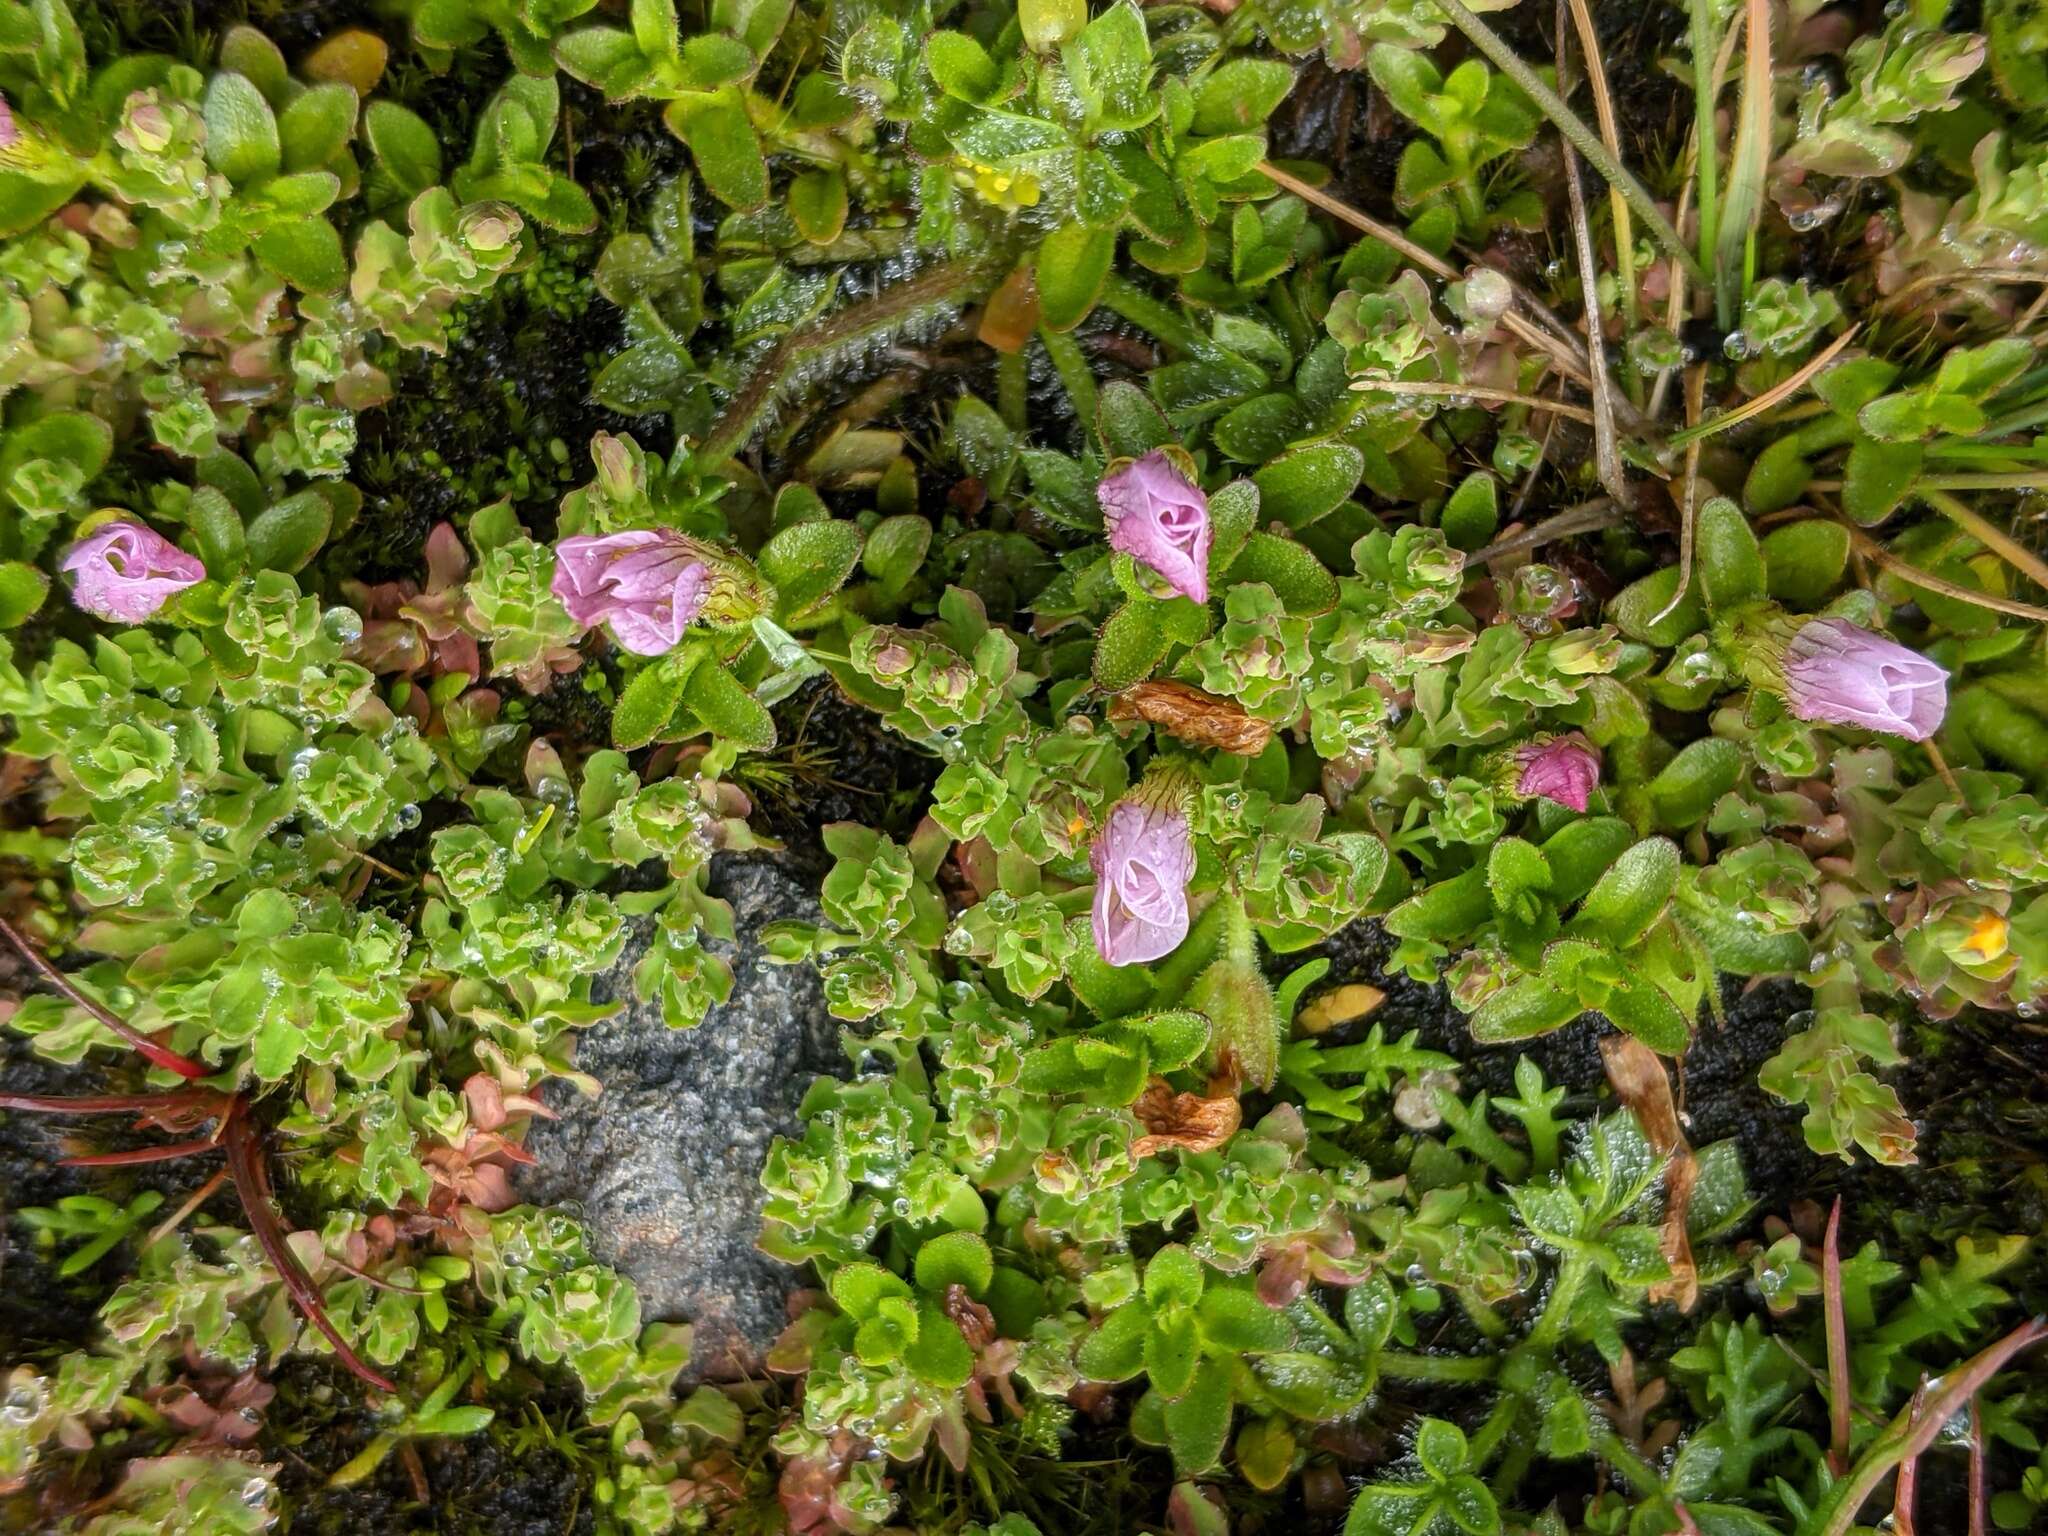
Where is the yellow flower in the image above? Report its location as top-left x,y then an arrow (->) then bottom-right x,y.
1961,912 -> 2009,964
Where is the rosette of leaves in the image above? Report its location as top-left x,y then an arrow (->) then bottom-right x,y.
0,15 -> 354,291
1236,796 -> 1389,951
844,587 -> 1024,741
1366,43 -> 1539,243
1389,825 -> 1710,1054
1076,1243 -> 1293,1476
847,2 -> 1294,318
449,74 -> 596,232
1246,0 -> 1518,71
1341,1417 -> 1497,1536
783,1231 -> 1047,1465
555,0 -> 814,214
1780,0 -> 1985,178
412,0 -> 597,75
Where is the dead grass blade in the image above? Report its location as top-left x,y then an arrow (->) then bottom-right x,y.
1556,0 -> 1627,501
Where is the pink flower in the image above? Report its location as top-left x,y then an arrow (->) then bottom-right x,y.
0,94 -> 16,150
1783,617 -> 1947,741
1514,733 -> 1602,812
1090,795 -> 1195,966
60,521 -> 205,622
1099,451 -> 1212,603
550,529 -> 711,657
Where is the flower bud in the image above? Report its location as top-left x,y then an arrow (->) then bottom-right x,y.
1090,772 -> 1196,967
1099,450 -> 1211,604
1781,617 -> 1947,741
1511,733 -> 1602,812
60,520 -> 205,622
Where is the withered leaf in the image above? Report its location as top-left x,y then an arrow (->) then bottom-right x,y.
1600,1034 -> 1699,1313
1131,1075 -> 1242,1158
1108,680 -> 1274,757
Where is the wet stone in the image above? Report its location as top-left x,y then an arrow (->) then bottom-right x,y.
517,850 -> 844,1380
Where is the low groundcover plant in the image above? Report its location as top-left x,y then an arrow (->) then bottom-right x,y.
3,0 -> 2048,1534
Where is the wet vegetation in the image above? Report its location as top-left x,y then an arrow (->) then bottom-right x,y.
3,0 -> 2048,1533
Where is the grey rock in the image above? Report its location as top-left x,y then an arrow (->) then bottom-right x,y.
517,850 -> 843,1380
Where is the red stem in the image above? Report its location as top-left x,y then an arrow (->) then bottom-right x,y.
1969,1396 -> 1987,1536
1824,1197 -> 1852,1476
1893,1414 -> 1918,1536
64,1137 -> 224,1167
220,1099 -> 397,1394
0,1090 -> 225,1118
0,916 -> 209,1079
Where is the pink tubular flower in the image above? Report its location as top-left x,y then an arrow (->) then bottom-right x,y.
550,528 -> 711,657
1090,794 -> 1196,966
1514,733 -> 1602,812
1783,617 -> 1947,741
1099,451 -> 1212,604
60,521 -> 205,622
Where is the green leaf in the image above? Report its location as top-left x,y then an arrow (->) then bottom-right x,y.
1037,223 -> 1118,332
1610,565 -> 1706,645
787,167 -> 848,244
1191,58 -> 1294,134
1761,521 -> 1851,608
0,561 -> 49,628
1646,737 -> 1741,830
1601,974 -> 1693,1053
1073,1 -> 1157,131
665,92 -> 769,210
925,31 -> 998,100
681,659 -> 776,749
0,171 -> 90,239
1197,1288 -> 1292,1352
1415,1417 -> 1468,1479
914,1231 -> 995,1297
1694,497 -> 1764,615
278,83 -> 358,173
1570,837 -> 1679,948
1077,1304 -> 1152,1381
829,1261 -> 906,1319
613,654 -> 695,748
186,485 -> 247,572
1841,437 -> 1923,527
761,519 -> 863,622
1444,1475 -> 1499,1535
1094,599 -> 1170,690
1146,1308 -> 1202,1398
1365,44 -> 1443,130
903,1300 -> 976,1386
253,219 -> 347,292
1252,443 -> 1363,529
1440,472 -> 1499,552
1161,1358 -> 1233,1475
861,514 -> 931,590
1223,532 -> 1339,613
364,101 -> 442,197
244,491 -> 331,572
1144,1245 -> 1204,1309
1097,381 -> 1174,458
1468,976 -> 1582,1043
219,25 -> 290,103
202,71 -> 282,185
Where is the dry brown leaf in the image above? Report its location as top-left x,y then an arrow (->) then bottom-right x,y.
977,265 -> 1040,354
1297,983 -> 1387,1035
1131,1076 -> 1242,1158
1600,1035 -> 1699,1312
1107,680 -> 1274,756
